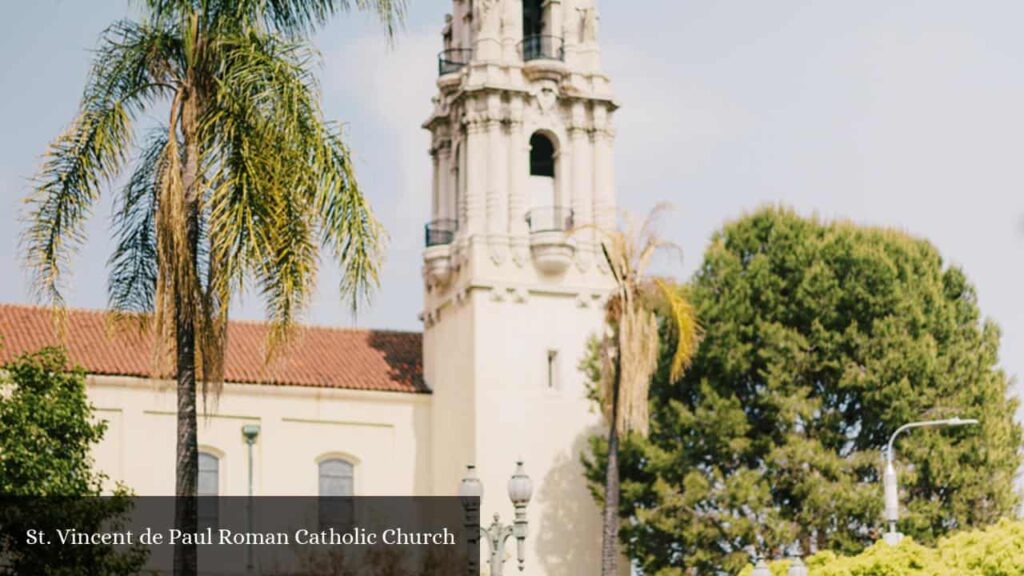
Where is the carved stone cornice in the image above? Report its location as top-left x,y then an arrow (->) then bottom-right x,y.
567,122 -> 590,136
465,110 -> 510,130
507,109 -> 525,127
464,111 -> 490,132
591,103 -> 615,138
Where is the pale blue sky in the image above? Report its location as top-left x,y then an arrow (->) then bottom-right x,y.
1,1 -> 1022,395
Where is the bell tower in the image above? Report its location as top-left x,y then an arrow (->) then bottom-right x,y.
422,1 -> 617,573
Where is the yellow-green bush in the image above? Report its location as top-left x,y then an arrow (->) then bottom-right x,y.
738,519 -> 1024,576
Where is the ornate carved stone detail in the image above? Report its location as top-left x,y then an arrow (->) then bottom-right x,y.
511,237 -> 529,267
423,307 -> 444,328
430,138 -> 452,156
464,110 -> 489,132
536,87 -> 558,115
489,239 -> 508,266
475,0 -> 501,35
568,101 -> 590,133
490,285 -> 506,302
509,287 -> 528,304
579,7 -> 599,43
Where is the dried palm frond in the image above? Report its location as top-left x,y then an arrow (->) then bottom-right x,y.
594,204 -> 702,437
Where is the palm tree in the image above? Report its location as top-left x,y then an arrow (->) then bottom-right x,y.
23,1 -> 404,573
595,205 -> 702,576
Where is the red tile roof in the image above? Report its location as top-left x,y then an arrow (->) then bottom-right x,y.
0,304 -> 427,394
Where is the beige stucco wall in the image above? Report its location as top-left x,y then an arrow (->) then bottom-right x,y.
424,239 -> 613,576
87,375 -> 433,497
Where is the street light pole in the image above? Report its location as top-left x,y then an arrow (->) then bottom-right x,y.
459,461 -> 533,576
241,424 -> 260,572
883,416 -> 978,545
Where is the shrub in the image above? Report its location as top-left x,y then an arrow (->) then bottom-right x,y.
738,519 -> 1024,576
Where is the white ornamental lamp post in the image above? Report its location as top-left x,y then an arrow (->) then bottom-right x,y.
458,466 -> 483,576
459,461 -> 533,576
883,417 -> 978,545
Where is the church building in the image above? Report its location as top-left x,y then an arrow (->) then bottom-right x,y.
0,1 -> 618,574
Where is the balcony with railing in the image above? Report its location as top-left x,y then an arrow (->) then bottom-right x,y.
423,219 -> 458,286
525,207 -> 574,274
526,207 -> 573,233
425,219 -> 458,247
438,48 -> 472,76
519,35 -> 565,62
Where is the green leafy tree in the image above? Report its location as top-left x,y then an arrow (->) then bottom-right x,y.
21,1 -> 403,573
587,206 -> 702,576
586,207 -> 1021,574
0,347 -> 146,575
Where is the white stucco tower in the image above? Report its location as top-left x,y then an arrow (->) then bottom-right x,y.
421,1 -> 617,574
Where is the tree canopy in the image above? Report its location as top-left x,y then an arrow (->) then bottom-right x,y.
585,207 -> 1021,574
0,347 -> 111,496
0,347 -> 145,575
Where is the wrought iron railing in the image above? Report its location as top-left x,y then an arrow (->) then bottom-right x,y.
425,219 -> 458,247
438,48 -> 473,76
519,35 -> 565,62
526,207 -> 574,233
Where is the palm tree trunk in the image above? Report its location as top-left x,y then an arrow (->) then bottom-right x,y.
602,365 -> 622,576
173,288 -> 198,576
173,93 -> 201,576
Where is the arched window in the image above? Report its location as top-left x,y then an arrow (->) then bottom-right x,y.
198,452 -> 219,495
528,132 -> 561,231
319,459 -> 354,497
523,0 -> 544,38
318,458 -> 355,529
198,451 -> 219,527
530,133 -> 556,178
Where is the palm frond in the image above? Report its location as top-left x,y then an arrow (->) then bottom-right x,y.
108,130 -> 167,318
152,117 -> 188,379
653,279 -> 702,382
615,299 -> 660,436
23,19 -> 179,306
87,19 -> 182,108
24,106 -> 131,306
141,0 -> 406,40
260,187 -> 319,352
597,205 -> 702,436
318,127 -> 385,313
204,28 -> 383,326
223,0 -> 406,38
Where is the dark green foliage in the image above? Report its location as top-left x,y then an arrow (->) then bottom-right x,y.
0,347 -> 146,575
1,347 -> 107,496
584,207 -> 1021,575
